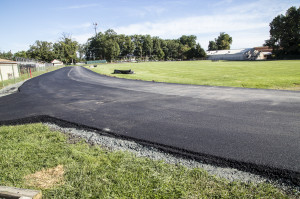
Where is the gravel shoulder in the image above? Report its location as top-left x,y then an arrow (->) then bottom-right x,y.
45,122 -> 299,194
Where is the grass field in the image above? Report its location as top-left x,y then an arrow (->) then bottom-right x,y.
0,123 -> 297,198
88,60 -> 300,90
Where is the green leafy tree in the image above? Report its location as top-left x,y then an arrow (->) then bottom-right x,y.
14,51 -> 28,59
195,43 -> 206,59
143,35 -> 153,57
118,35 -> 135,56
27,41 -> 55,62
85,32 -> 105,60
165,40 -> 179,60
54,34 -> 79,64
104,29 -> 120,62
104,40 -> 120,62
132,35 -> 144,58
216,32 -> 232,50
77,44 -> 87,61
179,35 -> 197,48
208,41 -> 218,50
265,6 -> 300,58
208,32 -> 232,50
153,37 -> 165,60
0,51 -> 14,60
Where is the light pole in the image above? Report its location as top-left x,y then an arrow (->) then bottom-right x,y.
93,22 -> 98,35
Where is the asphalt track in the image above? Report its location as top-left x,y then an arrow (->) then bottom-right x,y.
0,66 -> 299,185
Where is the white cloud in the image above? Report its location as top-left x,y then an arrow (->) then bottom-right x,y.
73,33 -> 94,44
114,14 -> 267,38
114,0 -> 299,49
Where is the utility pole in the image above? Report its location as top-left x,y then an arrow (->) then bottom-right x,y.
93,22 -> 98,35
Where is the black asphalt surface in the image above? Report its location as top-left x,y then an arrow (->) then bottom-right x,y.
0,66 -> 299,184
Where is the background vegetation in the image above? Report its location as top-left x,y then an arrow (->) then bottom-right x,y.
265,6 -> 300,59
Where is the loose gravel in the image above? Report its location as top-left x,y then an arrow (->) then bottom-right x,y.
45,122 -> 300,194
43,123 -> 285,183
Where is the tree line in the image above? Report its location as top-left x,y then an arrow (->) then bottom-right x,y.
0,31 -> 207,63
0,34 -> 78,64
0,6 -> 298,62
85,29 -> 206,62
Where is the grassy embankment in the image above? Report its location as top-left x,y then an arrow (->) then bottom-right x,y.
88,60 -> 300,90
0,65 -> 63,90
0,123 -> 297,198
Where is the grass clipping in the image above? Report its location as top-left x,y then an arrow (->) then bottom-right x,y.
25,165 -> 64,189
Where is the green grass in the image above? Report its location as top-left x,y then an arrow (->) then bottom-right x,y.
0,66 -> 63,90
0,124 -> 297,198
87,60 -> 300,90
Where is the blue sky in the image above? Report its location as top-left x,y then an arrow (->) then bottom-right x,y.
0,0 -> 299,53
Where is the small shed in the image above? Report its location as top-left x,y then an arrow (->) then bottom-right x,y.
0,59 -> 19,81
51,59 -> 63,66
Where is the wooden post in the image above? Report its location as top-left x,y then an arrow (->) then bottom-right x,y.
0,186 -> 42,199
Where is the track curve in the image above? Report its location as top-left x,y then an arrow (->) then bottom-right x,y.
0,66 -> 299,185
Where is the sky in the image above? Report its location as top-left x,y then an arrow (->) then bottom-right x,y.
0,0 -> 299,53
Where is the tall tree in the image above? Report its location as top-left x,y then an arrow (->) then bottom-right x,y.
14,51 -> 28,59
179,35 -> 197,48
27,41 -> 55,62
265,6 -> 300,58
85,32 -> 105,60
54,34 -> 78,64
143,35 -> 153,57
208,41 -> 218,50
195,43 -> 206,59
208,32 -> 232,50
0,51 -> 14,60
77,44 -> 87,61
102,29 -> 120,62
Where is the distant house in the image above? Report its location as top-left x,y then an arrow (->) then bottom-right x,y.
206,48 -> 265,61
254,46 -> 273,59
51,59 -> 63,66
0,59 -> 19,81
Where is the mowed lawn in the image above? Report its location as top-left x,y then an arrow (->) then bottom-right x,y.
88,60 -> 300,90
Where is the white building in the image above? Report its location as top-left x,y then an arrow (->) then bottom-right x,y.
206,48 -> 265,61
0,59 -> 19,81
51,59 -> 63,66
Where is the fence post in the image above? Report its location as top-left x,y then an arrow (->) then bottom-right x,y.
17,64 -> 20,80
12,64 -> 16,83
0,66 -> 4,88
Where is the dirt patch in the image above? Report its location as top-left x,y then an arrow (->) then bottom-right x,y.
24,165 -> 65,189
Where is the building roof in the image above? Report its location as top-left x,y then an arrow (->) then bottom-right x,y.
254,46 -> 272,52
0,58 -> 17,64
206,48 -> 253,55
